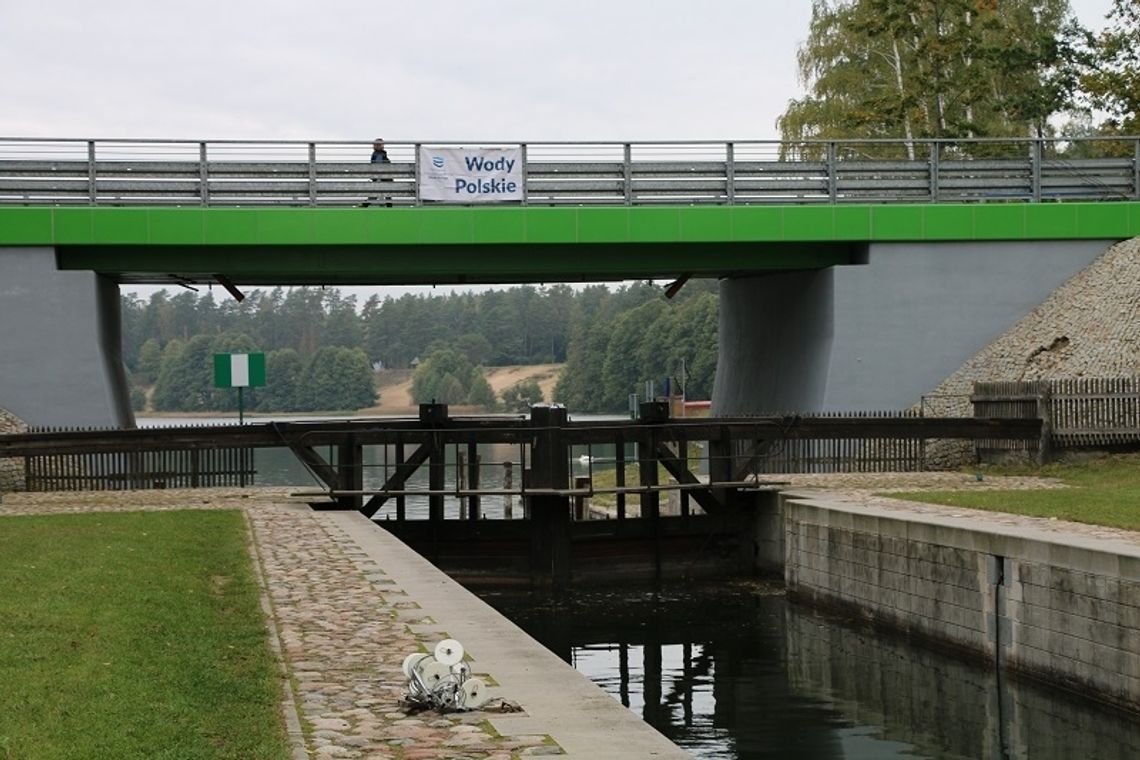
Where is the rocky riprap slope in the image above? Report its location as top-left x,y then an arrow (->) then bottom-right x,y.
921,236 -> 1140,466
0,406 -> 27,492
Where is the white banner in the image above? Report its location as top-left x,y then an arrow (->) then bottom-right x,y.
419,146 -> 523,203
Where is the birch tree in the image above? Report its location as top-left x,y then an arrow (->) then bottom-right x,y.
778,0 -> 1083,155
1080,0 -> 1140,136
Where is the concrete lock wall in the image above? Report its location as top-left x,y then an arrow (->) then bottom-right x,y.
783,601 -> 1140,759
775,493 -> 1140,715
714,240 -> 1111,415
0,247 -> 133,428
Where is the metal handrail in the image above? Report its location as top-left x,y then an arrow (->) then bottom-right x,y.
0,135 -> 1137,207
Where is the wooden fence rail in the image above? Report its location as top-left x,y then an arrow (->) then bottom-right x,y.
973,377 -> 1140,454
735,409 -> 940,474
24,446 -> 254,491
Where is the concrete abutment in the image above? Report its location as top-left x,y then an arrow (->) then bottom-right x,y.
0,247 -> 133,428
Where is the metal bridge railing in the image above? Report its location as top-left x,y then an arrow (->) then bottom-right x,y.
0,136 -> 1137,208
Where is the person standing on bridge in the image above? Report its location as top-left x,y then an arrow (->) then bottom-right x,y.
363,138 -> 392,207
370,138 -> 389,165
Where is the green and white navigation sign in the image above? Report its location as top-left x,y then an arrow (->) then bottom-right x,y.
214,353 -> 265,424
214,352 -> 266,388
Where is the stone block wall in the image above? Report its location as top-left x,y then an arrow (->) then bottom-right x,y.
781,493 -> 1140,714
0,406 -> 27,492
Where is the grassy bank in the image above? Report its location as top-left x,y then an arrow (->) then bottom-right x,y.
0,510 -> 287,759
892,453 -> 1140,531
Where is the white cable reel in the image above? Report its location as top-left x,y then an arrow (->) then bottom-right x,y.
400,638 -> 490,711
434,638 -> 464,666
461,677 -> 489,708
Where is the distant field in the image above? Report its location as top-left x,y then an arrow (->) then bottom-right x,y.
362,363 -> 563,415
0,510 -> 287,759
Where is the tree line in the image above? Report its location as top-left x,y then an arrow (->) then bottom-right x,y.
780,0 -> 1138,150
120,280 -> 719,415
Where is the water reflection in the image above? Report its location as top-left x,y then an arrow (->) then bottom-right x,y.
480,583 -> 1140,760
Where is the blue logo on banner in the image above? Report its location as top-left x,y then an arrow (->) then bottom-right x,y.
432,156 -> 445,168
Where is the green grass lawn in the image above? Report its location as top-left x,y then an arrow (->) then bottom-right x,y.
0,509 -> 288,760
891,453 -> 1140,531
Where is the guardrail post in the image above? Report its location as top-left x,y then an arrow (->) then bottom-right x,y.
520,143 -> 528,206
1134,138 -> 1139,199
307,142 -> 317,207
725,141 -> 735,205
827,141 -> 837,202
199,142 -> 209,206
87,140 -> 96,205
929,141 -> 940,202
1031,139 -> 1042,202
623,143 -> 632,205
414,143 -> 423,206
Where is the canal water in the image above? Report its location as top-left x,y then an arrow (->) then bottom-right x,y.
479,582 -> 1140,760
142,417 -> 1140,758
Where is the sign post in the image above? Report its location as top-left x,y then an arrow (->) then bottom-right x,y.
213,353 -> 266,424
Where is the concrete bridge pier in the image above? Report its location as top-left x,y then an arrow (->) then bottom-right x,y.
712,240 -> 1115,416
712,269 -> 835,415
0,247 -> 134,428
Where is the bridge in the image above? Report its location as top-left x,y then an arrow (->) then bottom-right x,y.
0,136 -> 1138,426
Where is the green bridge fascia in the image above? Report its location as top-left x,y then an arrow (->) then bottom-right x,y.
1,203 -> 1136,285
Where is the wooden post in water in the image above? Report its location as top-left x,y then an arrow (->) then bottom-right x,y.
395,436 -> 406,521
528,404 -> 570,590
573,476 -> 591,520
502,460 -> 513,519
467,444 -> 481,521
640,401 -> 667,581
337,434 -> 363,509
458,450 -> 467,520
420,403 -> 448,559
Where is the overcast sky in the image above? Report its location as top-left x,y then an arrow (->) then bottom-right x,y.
0,0 -> 1117,301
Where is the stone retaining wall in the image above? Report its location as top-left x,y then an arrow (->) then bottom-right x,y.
920,236 -> 1140,467
0,406 -> 26,492
779,492 -> 1140,714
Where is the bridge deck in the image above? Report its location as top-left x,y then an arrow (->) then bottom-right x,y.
1,137 -> 1137,285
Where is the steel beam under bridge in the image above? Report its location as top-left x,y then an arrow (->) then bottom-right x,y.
2,202 -> 1139,286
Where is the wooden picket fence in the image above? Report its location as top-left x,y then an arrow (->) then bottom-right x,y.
737,410 -> 931,474
973,377 -> 1140,452
23,445 -> 255,491
1051,377 -> 1140,447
